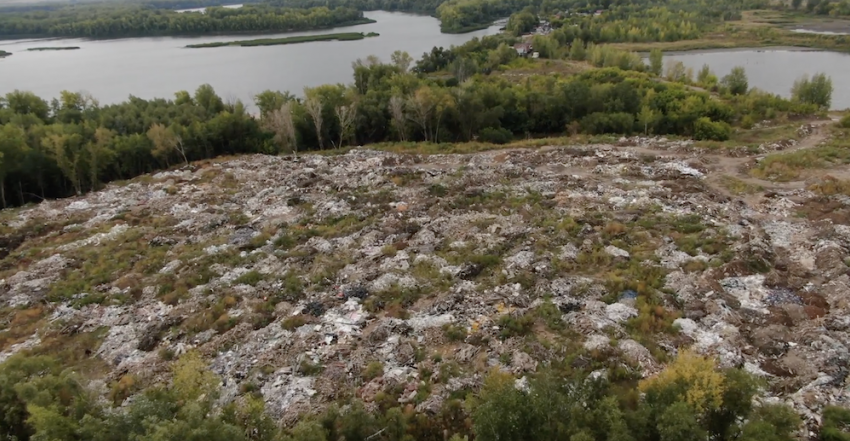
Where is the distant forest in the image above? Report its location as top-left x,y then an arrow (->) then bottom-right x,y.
0,4 -> 370,38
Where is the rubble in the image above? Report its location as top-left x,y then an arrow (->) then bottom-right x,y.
1,140 -> 848,430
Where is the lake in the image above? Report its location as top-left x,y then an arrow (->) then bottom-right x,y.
0,11 -> 500,107
662,48 -> 850,110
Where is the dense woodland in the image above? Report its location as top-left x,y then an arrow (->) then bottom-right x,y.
4,349 -> 848,441
1,0 -> 849,38
0,4 -> 369,38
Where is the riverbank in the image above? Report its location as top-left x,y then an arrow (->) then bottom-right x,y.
26,46 -> 80,51
186,31 -> 379,48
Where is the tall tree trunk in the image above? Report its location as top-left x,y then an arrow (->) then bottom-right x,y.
0,181 -> 6,209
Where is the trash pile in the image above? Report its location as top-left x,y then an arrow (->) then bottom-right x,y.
1,141 -> 848,431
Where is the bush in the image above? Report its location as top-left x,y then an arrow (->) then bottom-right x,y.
722,66 -> 748,95
478,127 -> 513,144
839,114 -> 850,128
792,73 -> 833,109
580,112 -> 635,135
694,117 -> 732,141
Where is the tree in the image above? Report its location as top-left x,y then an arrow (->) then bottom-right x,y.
638,105 -> 659,135
254,90 -> 294,116
722,66 -> 749,95
0,124 -> 28,207
389,95 -> 407,142
147,123 -> 187,167
640,350 -> 726,415
44,129 -> 85,196
665,60 -> 690,83
87,127 -> 115,191
305,97 -> 324,149
570,39 -> 586,61
407,88 -> 435,141
649,49 -> 664,76
506,11 -> 538,35
390,50 -> 413,72
792,73 -> 833,109
450,57 -> 478,83
262,102 -> 298,157
792,0 -> 803,9
696,64 -> 717,86
657,402 -> 706,441
335,102 -> 357,148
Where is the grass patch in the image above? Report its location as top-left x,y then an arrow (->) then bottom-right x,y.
186,31 -> 378,48
234,270 -> 264,286
719,175 -> 763,195
751,141 -> 850,181
809,176 -> 850,196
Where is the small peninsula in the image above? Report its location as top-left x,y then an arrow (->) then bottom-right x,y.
186,31 -> 378,48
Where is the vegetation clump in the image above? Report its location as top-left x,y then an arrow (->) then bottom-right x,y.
186,32 -> 377,48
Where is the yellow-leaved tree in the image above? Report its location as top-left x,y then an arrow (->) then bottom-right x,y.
639,349 -> 725,415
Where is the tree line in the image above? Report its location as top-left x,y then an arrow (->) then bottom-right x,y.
0,4 -> 368,38
0,30 -> 828,208
2,349 -> 847,441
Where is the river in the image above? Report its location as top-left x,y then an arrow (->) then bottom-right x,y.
0,11 -> 500,106
662,48 -> 850,110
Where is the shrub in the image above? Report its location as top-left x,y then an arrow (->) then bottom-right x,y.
792,73 -> 833,109
497,313 -> 535,339
694,117 -> 732,141
478,127 -> 512,144
234,270 -> 263,286
362,361 -> 384,381
722,66 -> 748,95
839,114 -> 850,128
443,324 -> 468,342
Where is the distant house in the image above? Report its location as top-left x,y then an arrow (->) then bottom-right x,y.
514,42 -> 533,56
593,9 -> 604,16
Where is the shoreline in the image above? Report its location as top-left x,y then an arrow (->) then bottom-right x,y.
655,45 -> 828,55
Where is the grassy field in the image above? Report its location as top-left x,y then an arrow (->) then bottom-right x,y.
613,10 -> 850,53
750,125 -> 850,181
186,31 -> 378,48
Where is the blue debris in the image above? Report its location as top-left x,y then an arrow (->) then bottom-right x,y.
620,290 -> 638,300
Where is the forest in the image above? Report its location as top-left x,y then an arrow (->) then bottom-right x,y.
4,348 -> 846,441
0,4 -> 370,38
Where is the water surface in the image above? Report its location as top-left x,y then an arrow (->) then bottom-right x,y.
664,49 -> 850,109
0,11 -> 500,106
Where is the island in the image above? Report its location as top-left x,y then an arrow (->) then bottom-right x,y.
186,31 -> 379,48
26,46 -> 81,51
0,50 -> 9,57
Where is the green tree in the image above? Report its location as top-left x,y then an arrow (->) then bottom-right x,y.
657,402 -> 706,441
506,11 -> 538,35
722,66 -> 749,95
570,39 -> 586,61
638,106 -> 659,135
792,72 -> 833,109
0,123 -> 29,207
649,49 -> 664,76
390,50 -> 413,72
